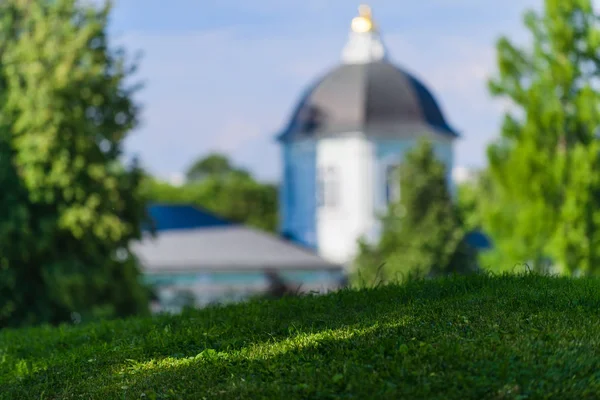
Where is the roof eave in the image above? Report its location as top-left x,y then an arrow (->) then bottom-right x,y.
142,264 -> 344,275
275,130 -> 288,143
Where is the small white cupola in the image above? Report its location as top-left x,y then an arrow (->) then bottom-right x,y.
341,5 -> 387,64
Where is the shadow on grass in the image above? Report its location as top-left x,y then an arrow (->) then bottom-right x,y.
3,273 -> 600,399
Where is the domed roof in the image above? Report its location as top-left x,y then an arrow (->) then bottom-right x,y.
277,60 -> 459,141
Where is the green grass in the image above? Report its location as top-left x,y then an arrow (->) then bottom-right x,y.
2,273 -> 600,399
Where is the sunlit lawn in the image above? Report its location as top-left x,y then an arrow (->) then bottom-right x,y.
2,272 -> 600,399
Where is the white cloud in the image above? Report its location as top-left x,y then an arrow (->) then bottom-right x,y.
452,166 -> 478,184
168,173 -> 185,186
212,118 -> 263,153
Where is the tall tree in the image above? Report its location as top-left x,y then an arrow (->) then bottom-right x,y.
353,139 -> 476,286
456,174 -> 484,233
0,0 -> 150,328
185,153 -> 250,182
484,0 -> 600,275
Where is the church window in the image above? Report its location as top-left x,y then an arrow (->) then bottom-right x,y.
385,164 -> 400,205
317,168 -> 325,207
326,167 -> 339,208
317,166 -> 339,208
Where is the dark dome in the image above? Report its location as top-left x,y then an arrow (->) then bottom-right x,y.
277,61 -> 459,141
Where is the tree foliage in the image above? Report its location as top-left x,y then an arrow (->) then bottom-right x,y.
483,0 -> 600,275
0,0 -> 150,328
456,176 -> 484,233
185,152 -> 251,182
353,139 -> 477,286
144,154 -> 278,233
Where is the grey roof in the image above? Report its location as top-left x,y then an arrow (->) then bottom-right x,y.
277,61 -> 459,141
132,225 -> 341,273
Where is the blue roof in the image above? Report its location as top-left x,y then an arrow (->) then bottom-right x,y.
144,204 -> 233,232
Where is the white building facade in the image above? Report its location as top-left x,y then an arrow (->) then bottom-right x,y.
277,6 -> 460,267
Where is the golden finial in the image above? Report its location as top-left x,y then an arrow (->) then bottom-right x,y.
358,4 -> 372,18
351,4 -> 375,33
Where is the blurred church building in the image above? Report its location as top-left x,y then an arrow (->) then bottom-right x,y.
278,5 -> 465,265
134,5 -> 490,313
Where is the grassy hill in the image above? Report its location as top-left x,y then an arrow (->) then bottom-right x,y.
2,273 -> 600,399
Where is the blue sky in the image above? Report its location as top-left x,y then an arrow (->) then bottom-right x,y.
105,0 -> 543,183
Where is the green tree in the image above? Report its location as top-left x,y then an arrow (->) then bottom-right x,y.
455,172 -> 485,232
142,159 -> 279,233
183,174 -> 278,232
0,0 -> 150,328
353,139 -> 477,286
484,0 -> 600,275
185,152 -> 250,182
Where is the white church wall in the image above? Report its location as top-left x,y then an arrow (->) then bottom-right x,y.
315,134 -> 374,265
280,139 -> 318,249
